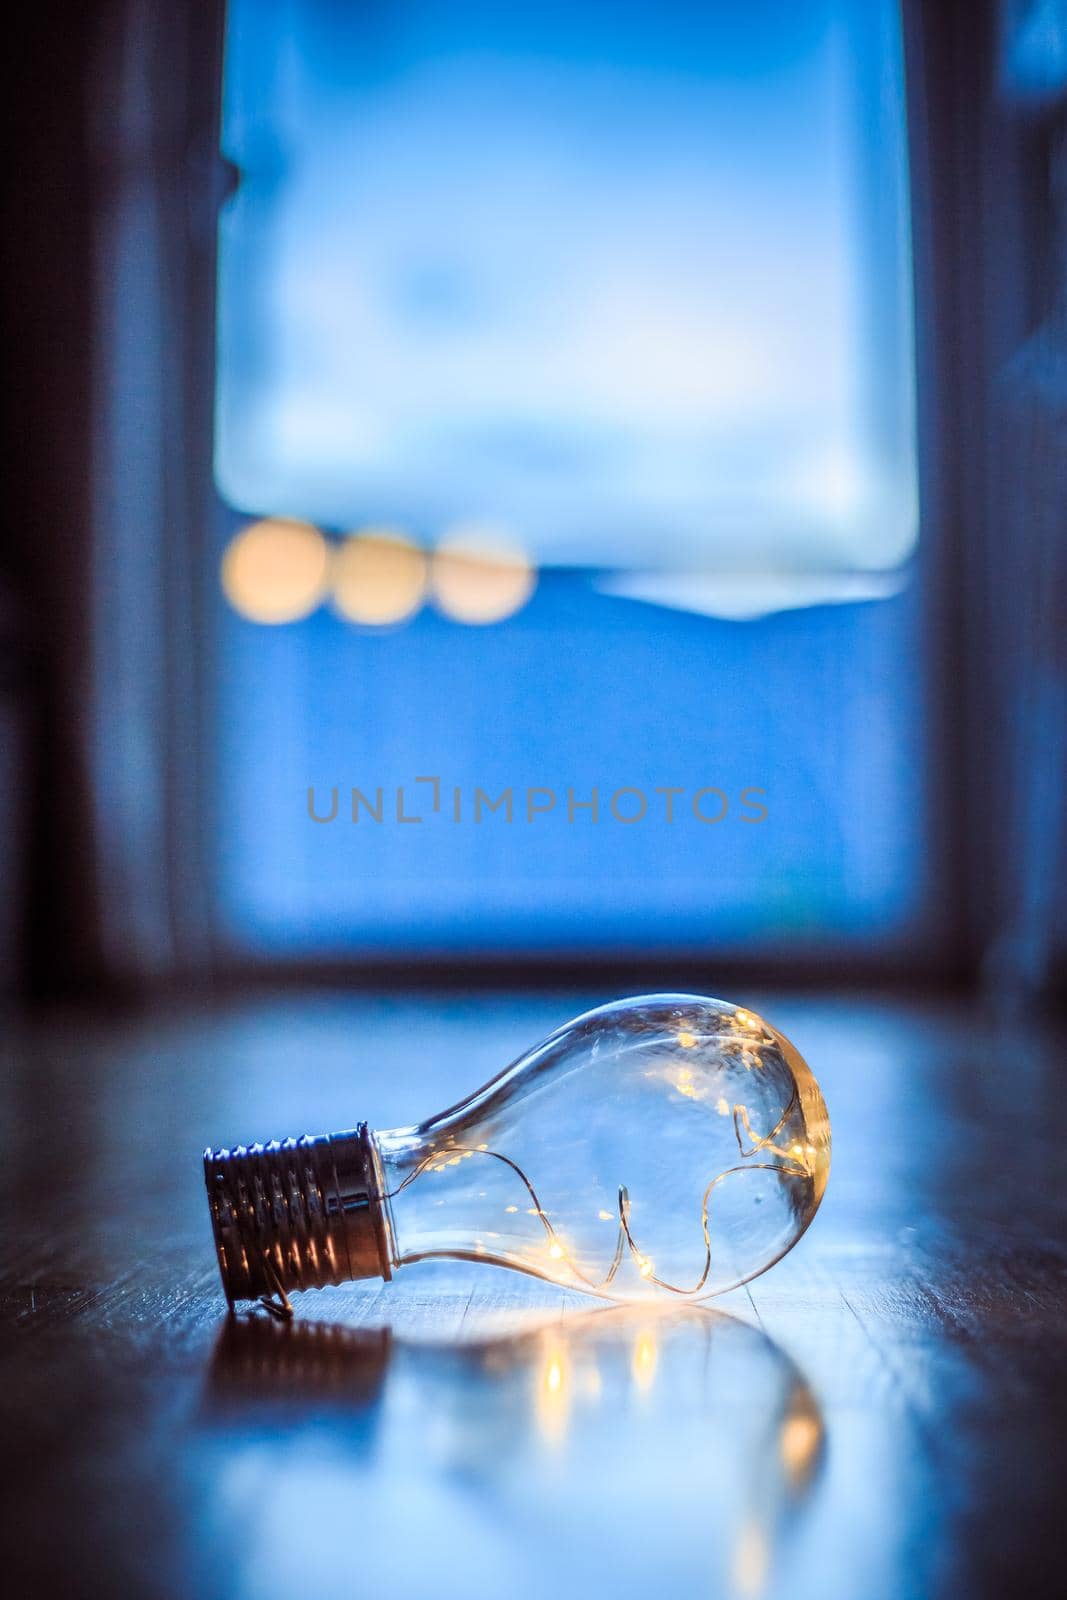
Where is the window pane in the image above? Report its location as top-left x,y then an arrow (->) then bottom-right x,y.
216,0 -> 915,579
212,1 -> 931,962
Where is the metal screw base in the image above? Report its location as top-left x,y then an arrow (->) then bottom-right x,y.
204,1124 -> 393,1306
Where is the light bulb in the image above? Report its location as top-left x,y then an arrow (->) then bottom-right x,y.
204,994 -> 830,1314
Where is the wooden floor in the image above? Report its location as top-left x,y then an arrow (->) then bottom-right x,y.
1,989 -> 1065,1599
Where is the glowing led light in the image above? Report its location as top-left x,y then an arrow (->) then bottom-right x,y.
430,523 -> 536,624
221,517 -> 330,624
330,528 -> 427,625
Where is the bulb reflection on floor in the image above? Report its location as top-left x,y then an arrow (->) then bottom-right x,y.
205,1301 -> 824,1600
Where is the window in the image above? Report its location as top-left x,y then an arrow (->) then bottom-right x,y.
211,0 -> 930,962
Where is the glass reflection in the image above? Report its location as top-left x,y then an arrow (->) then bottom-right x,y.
206,1304 -> 824,1600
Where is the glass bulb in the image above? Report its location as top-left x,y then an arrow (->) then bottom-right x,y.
205,994 -> 830,1313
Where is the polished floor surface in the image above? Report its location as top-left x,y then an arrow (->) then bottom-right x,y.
1,989 -> 1064,1598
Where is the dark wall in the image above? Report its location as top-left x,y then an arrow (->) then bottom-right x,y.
2,0 -> 224,999
2,5 -> 101,994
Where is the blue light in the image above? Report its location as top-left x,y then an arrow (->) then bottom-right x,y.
216,0 -> 915,581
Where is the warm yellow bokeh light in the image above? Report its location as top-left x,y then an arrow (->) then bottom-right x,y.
430,522 -> 536,624
331,528 -> 428,626
630,1329 -> 658,1393
535,1341 -> 570,1446
779,1409 -> 822,1487
221,517 -> 330,624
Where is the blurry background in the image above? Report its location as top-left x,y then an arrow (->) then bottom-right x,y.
1,0 -> 1065,993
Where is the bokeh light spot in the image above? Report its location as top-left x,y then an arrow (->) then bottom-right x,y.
331,528 -> 428,626
430,523 -> 536,624
221,517 -> 330,624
